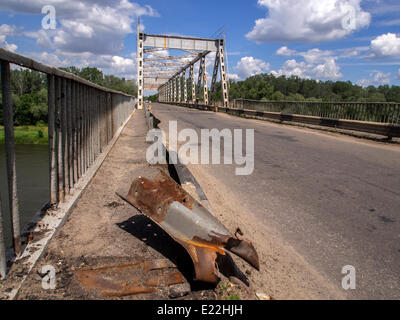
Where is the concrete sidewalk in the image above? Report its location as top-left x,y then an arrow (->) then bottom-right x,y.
3,110 -> 213,300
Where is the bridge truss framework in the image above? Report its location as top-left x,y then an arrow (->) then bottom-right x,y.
137,28 -> 229,110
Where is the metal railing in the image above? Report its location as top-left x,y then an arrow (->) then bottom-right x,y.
0,49 -> 136,278
233,99 -> 400,124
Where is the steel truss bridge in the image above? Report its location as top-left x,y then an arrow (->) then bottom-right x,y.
136,26 -> 229,110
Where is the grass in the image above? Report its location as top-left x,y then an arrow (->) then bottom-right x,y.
0,125 -> 48,145
216,280 -> 241,301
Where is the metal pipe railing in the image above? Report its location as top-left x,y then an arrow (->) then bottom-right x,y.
0,49 -> 136,279
233,98 -> 400,124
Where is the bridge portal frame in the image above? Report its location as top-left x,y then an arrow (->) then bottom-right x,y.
137,29 -> 229,109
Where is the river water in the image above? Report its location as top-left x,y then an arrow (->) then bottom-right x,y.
0,145 -> 49,248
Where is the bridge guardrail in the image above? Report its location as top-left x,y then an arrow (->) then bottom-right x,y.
233,98 -> 400,125
0,48 -> 136,278
161,102 -> 400,139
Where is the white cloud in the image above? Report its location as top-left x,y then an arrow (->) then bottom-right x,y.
272,59 -> 309,78
110,55 -> 136,77
277,46 -> 335,63
0,24 -> 18,52
275,46 -> 343,79
357,70 -> 391,87
235,56 -> 270,79
396,68 -> 400,80
369,33 -> 400,59
0,1 -> 159,79
228,73 -> 240,81
272,58 -> 343,80
246,0 -> 370,43
5,0 -> 158,56
276,46 -> 295,56
29,51 -> 71,67
312,58 -> 343,79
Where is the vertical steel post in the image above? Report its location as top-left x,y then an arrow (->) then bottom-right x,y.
0,194 -> 6,278
84,85 -> 89,171
219,39 -> 230,108
173,77 -> 176,102
47,74 -> 57,205
66,79 -> 73,190
197,60 -> 203,101
90,87 -> 94,164
137,31 -> 144,110
178,74 -> 181,102
183,70 -> 188,103
76,82 -> 81,179
96,90 -> 100,157
72,81 -> 78,184
56,77 -> 64,202
169,80 -> 172,102
190,64 -> 196,104
61,78 -> 68,196
202,56 -> 209,105
1,61 -> 21,256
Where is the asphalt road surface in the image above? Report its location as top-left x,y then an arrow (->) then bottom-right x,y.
151,103 -> 400,299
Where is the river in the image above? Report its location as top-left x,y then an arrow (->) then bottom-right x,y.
0,144 -> 49,248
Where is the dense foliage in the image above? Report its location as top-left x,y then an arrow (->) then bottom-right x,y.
211,74 -> 400,103
0,67 -> 137,126
60,67 -> 137,96
146,94 -> 159,102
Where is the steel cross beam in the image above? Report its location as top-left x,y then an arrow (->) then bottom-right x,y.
141,34 -> 219,52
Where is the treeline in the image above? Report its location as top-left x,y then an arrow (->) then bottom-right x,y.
211,74 -> 400,103
0,67 -> 137,126
59,66 -> 137,96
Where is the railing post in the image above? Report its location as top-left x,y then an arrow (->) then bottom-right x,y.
47,74 -> 57,205
0,195 -> 6,279
72,81 -> 78,184
56,76 -> 64,202
1,60 -> 21,256
67,79 -> 73,190
62,78 -> 69,196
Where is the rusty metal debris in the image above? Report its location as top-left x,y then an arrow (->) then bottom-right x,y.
75,258 -> 185,297
119,170 -> 259,284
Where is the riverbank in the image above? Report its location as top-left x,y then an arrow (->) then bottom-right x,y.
0,126 -> 48,145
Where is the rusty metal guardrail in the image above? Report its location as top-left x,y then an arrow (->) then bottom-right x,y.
0,48 -> 136,278
162,102 -> 400,139
119,170 -> 259,284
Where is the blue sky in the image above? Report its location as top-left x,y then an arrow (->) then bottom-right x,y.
1,0 -> 400,93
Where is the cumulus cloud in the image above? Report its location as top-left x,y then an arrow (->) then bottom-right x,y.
272,58 -> 343,79
276,46 -> 296,56
0,24 -> 18,52
357,70 -> 391,87
1,0 -> 158,78
276,46 -> 334,63
312,58 -> 343,79
272,59 -> 309,78
275,46 -> 343,79
6,0 -> 157,56
369,33 -> 400,59
246,0 -> 370,43
30,50 -> 138,79
235,56 -> 270,79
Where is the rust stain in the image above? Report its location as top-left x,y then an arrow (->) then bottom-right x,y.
75,259 -> 185,297
125,170 -> 193,224
177,240 -> 220,284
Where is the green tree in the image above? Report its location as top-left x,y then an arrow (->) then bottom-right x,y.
271,91 -> 285,101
